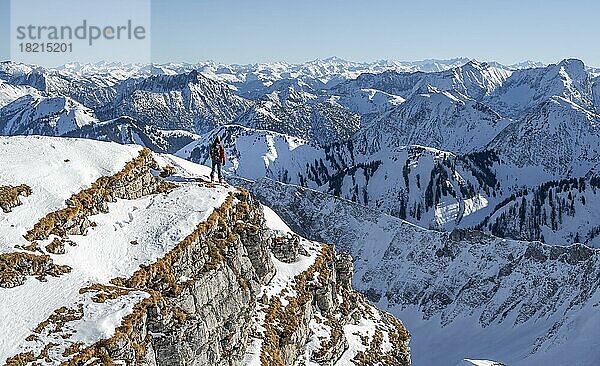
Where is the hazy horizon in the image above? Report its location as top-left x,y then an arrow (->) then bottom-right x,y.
1,0 -> 600,68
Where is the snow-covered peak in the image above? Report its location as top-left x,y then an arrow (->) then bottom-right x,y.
488,58 -> 593,117
355,87 -> 507,154
96,70 -> 251,133
508,60 -> 547,70
0,95 -> 98,135
416,60 -> 512,100
489,94 -> 600,176
0,79 -> 40,109
332,60 -> 511,105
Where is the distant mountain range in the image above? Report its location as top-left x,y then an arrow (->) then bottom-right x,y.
2,56 -> 600,365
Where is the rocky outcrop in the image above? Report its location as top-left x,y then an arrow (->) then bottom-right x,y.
0,184 -> 31,213
143,190 -> 275,366
269,233 -> 307,263
53,190 -> 410,366
25,148 -> 173,242
0,252 -> 71,288
1,149 -> 176,290
259,246 -> 410,366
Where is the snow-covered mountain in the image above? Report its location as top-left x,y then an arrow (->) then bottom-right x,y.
178,126 -> 503,230
33,56 -> 590,242
488,96 -> 600,177
3,55 -> 600,366
0,136 -> 410,365
177,125 -> 324,183
353,88 -> 510,154
244,178 -> 600,366
486,59 -> 593,118
2,57 -> 596,158
234,97 -> 361,145
0,80 -> 40,109
0,61 -> 122,109
65,116 -> 199,153
55,57 -> 472,88
332,60 -> 511,103
507,60 -> 547,70
95,70 -> 251,133
0,95 -> 98,135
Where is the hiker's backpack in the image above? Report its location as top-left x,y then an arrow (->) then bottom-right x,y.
210,142 -> 221,161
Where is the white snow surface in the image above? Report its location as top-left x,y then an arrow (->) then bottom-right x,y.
0,136 -> 142,252
463,359 -> 504,366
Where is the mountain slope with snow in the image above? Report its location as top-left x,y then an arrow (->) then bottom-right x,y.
244,178 -> 600,366
488,96 -> 600,177
2,56 -> 600,365
593,76 -> 600,111
0,80 -> 40,109
0,95 -> 98,136
486,59 -> 593,118
178,126 -> 505,230
0,136 -> 409,366
64,116 -> 199,153
476,176 -> 600,247
95,70 -> 251,133
234,96 -> 361,145
354,89 -> 510,154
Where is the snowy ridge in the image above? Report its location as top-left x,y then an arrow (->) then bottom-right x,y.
55,57 -> 473,87
94,70 -> 251,133
0,80 -> 40,109
0,136 -> 409,365
177,124 -> 324,184
0,136 -> 142,252
65,116 -> 199,154
3,55 -> 600,365
486,59 -> 593,118
354,88 -> 509,154
488,96 -> 600,176
0,95 -> 98,136
179,127 -> 503,230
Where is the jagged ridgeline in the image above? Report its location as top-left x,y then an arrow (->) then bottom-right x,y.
0,136 -> 410,366
2,58 -> 600,238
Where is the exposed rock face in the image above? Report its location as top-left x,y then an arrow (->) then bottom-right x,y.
0,252 -> 71,288
144,191 -> 275,366
269,233 -> 306,263
0,184 -> 31,213
84,192 -> 410,366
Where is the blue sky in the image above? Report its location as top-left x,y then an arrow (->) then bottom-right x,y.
1,0 -> 599,66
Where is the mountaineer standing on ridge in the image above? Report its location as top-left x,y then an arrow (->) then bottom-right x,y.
210,135 -> 226,184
